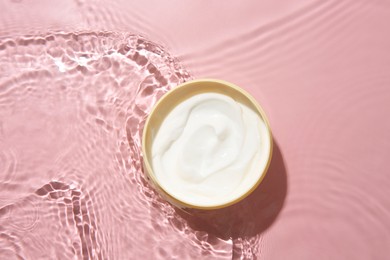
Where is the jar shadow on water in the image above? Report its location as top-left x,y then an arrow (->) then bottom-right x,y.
174,141 -> 287,240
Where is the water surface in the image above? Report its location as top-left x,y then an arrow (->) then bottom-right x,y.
1,0 -> 390,259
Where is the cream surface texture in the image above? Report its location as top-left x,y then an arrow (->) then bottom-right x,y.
152,93 -> 270,207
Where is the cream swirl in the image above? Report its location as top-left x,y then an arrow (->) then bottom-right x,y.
152,93 -> 270,207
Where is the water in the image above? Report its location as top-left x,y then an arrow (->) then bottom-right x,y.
1,0 -> 390,259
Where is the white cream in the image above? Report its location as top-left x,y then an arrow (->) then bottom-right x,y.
151,93 -> 271,207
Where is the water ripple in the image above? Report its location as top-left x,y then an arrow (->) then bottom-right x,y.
0,31 -> 193,259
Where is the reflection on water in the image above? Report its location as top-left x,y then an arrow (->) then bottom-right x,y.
2,0 -> 390,259
0,32 -> 192,259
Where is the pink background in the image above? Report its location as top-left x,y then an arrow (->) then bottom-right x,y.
1,0 -> 390,259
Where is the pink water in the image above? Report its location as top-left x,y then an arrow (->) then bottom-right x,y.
1,0 -> 390,259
